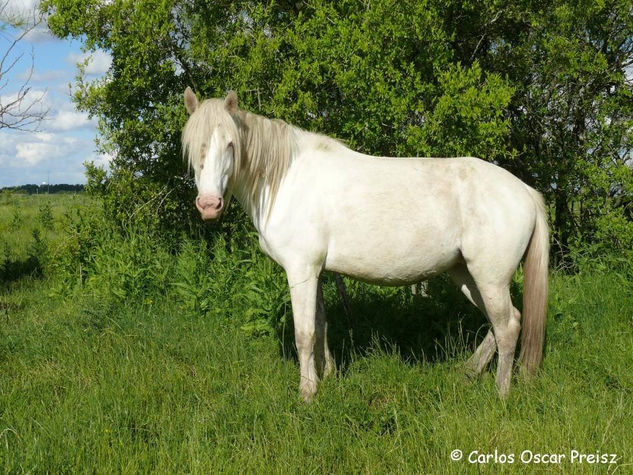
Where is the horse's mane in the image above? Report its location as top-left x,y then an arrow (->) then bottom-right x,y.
238,111 -> 294,214
183,98 -> 346,215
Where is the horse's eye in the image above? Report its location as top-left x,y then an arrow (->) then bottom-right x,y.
200,163 -> 204,171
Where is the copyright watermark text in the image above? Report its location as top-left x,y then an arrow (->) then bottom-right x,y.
450,449 -> 619,465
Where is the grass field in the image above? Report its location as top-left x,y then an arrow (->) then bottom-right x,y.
0,193 -> 632,472
0,192 -> 93,283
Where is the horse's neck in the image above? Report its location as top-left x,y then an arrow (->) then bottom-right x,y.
231,113 -> 293,232
231,167 -> 272,232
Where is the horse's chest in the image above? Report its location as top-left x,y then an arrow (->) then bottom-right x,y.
258,234 -> 275,259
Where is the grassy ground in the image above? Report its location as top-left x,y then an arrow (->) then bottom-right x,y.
0,192 -> 92,283
0,194 -> 631,472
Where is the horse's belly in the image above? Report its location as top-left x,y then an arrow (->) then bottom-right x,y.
324,231 -> 461,286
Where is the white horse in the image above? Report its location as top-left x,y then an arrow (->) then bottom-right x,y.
182,88 -> 549,400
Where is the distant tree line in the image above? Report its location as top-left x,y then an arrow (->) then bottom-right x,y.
1,184 -> 85,194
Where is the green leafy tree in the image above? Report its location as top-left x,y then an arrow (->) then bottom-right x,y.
42,0 -> 632,261
481,0 -> 633,260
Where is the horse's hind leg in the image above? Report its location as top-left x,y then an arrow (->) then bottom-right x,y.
466,330 -> 496,378
448,266 -> 497,377
315,281 -> 335,379
476,284 -> 520,396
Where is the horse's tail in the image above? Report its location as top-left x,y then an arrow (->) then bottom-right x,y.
518,187 -> 549,376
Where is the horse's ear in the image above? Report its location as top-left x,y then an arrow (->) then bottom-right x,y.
184,87 -> 198,115
224,91 -> 238,114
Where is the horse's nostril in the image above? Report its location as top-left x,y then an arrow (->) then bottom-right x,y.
196,195 -> 223,212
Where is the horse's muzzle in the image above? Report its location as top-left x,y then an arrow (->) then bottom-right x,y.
196,195 -> 224,220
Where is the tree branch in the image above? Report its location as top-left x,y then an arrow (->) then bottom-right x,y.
0,4 -> 49,131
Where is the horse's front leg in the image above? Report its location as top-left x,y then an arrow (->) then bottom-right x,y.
316,281 -> 335,379
287,269 -> 320,401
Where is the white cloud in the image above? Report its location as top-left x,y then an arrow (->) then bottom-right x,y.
47,109 -> 95,131
5,0 -> 39,11
15,141 -> 59,165
89,151 -> 114,169
1,0 -> 63,44
0,128 -> 98,185
34,131 -> 54,142
23,24 -> 57,43
1,87 -> 92,132
0,134 -> 20,166
67,50 -> 112,76
18,68 -> 69,83
1,0 -> 40,21
14,136 -> 78,165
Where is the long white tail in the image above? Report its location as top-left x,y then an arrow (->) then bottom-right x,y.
518,188 -> 549,375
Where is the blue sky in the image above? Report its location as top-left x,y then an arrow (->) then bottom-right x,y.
0,1 -> 111,187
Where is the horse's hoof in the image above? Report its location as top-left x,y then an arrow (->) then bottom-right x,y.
300,381 -> 317,402
463,362 -> 481,381
300,390 -> 316,403
322,358 -> 336,379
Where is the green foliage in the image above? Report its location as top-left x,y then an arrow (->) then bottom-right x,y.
52,203 -> 290,336
38,203 -> 54,230
28,228 -> 47,267
86,231 -> 172,302
83,161 -> 107,196
41,0 -> 632,262
49,207 -> 102,290
491,0 -> 633,261
10,208 -> 22,228
405,62 -> 514,158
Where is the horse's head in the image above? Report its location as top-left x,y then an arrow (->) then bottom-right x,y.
182,87 -> 240,221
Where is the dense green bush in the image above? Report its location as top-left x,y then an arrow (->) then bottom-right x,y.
42,0 -> 633,265
49,189 -> 290,336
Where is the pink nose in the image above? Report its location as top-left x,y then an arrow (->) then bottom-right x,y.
196,195 -> 224,220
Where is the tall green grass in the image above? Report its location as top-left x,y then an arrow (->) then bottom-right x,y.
0,192 -> 92,283
0,193 -> 631,472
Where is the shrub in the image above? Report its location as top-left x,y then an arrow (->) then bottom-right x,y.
38,203 -> 54,230
10,208 -> 22,228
